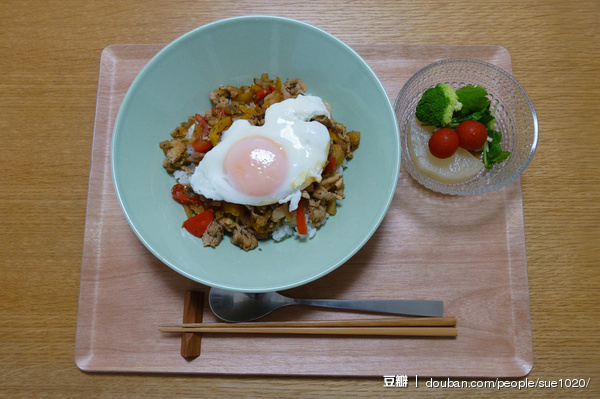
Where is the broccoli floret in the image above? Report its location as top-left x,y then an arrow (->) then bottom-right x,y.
415,84 -> 462,127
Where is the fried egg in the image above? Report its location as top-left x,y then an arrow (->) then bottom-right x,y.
190,95 -> 331,211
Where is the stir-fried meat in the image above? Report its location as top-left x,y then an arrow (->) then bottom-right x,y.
162,139 -> 187,172
282,78 -> 307,99
320,173 -> 342,189
311,115 -> 332,128
202,221 -> 224,248
313,185 -> 344,202
187,151 -> 204,165
307,199 -> 327,227
231,224 -> 258,251
312,115 -> 356,159
219,85 -> 241,99
209,85 -> 238,108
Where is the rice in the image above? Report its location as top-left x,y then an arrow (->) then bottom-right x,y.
173,170 -> 191,185
271,223 -> 316,242
272,224 -> 295,241
272,215 -> 328,242
337,158 -> 349,176
306,224 -> 317,239
186,164 -> 197,174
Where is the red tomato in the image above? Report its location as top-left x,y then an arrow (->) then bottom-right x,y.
428,128 -> 459,159
456,120 -> 488,150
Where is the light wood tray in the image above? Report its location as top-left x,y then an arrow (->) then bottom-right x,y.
75,44 -> 532,377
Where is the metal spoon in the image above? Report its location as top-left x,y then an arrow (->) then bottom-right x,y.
208,288 -> 444,322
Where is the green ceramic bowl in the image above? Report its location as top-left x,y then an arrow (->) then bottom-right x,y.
111,16 -> 400,292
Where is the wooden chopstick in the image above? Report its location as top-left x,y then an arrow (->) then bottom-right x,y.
160,316 -> 456,329
159,317 -> 457,337
159,326 -> 457,337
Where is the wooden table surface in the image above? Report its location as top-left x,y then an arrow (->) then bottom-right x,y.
1,0 -> 598,397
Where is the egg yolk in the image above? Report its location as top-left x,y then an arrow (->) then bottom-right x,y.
224,136 -> 289,197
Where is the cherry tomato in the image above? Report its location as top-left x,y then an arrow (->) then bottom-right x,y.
428,128 -> 459,159
456,120 -> 488,150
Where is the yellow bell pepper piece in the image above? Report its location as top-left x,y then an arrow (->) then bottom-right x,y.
239,104 -> 260,117
209,116 -> 232,146
234,90 -> 254,104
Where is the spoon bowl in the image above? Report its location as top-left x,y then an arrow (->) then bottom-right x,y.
209,290 -> 295,322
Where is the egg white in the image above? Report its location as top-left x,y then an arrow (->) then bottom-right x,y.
190,95 -> 331,211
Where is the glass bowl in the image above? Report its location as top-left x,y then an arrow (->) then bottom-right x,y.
394,58 -> 538,195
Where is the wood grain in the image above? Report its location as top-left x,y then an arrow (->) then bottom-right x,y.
180,291 -> 203,359
74,44 -> 529,377
0,0 -> 598,397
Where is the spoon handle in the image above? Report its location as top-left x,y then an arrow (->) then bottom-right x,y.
292,298 -> 444,317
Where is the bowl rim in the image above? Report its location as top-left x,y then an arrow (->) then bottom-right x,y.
110,15 -> 400,292
394,57 -> 538,195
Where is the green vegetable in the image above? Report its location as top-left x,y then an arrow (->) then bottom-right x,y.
482,103 -> 499,129
416,82 -> 510,169
415,84 -> 462,127
451,108 -> 488,127
483,130 -> 511,169
479,110 -> 496,129
451,108 -> 495,128
456,85 -> 491,115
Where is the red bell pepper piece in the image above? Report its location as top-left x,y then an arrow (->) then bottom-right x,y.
253,86 -> 275,104
191,138 -> 213,153
210,107 -> 228,118
194,114 -> 210,134
182,209 -> 214,238
324,156 -> 337,175
296,199 -> 308,235
171,184 -> 203,205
